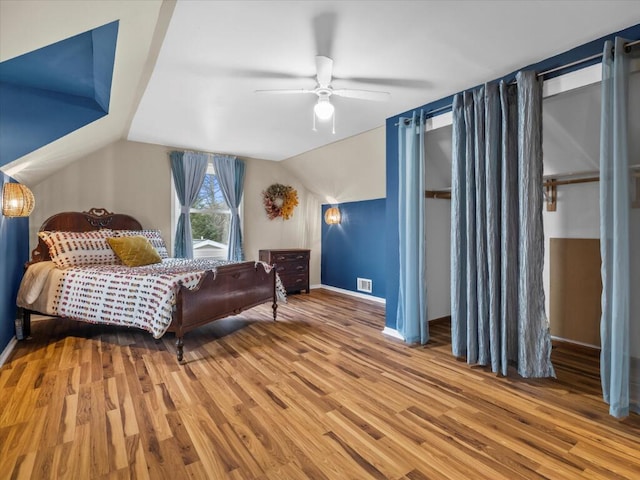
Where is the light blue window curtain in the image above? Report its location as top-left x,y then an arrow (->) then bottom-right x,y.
213,154 -> 246,261
397,111 -> 428,344
451,71 -> 555,378
599,37 -> 639,418
170,151 -> 208,258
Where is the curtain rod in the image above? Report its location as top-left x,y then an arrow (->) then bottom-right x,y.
538,38 -> 640,78
396,38 -> 640,126
172,149 -> 238,158
172,149 -> 213,156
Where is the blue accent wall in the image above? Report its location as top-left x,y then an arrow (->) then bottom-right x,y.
385,23 -> 640,330
0,21 -> 118,166
321,199 -> 386,298
0,173 -> 30,354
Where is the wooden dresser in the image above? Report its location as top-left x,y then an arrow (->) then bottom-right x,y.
259,248 -> 310,294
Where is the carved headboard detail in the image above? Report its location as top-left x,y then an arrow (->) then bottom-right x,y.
30,208 -> 143,264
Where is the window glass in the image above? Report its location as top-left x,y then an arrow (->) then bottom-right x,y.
190,168 -> 230,259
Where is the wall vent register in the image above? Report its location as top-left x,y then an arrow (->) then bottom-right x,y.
357,278 -> 373,293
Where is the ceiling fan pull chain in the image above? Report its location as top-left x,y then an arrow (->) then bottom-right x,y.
332,111 -> 336,134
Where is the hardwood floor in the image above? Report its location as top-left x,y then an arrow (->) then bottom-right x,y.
1,289 -> 639,479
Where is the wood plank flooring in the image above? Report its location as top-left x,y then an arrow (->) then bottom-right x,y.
1,289 -> 639,479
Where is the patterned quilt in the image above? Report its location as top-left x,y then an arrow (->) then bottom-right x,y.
48,259 -> 278,338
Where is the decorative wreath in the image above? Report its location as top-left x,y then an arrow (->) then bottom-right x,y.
262,183 -> 299,220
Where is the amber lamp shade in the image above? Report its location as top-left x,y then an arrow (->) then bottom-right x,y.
2,183 -> 35,217
324,207 -> 341,225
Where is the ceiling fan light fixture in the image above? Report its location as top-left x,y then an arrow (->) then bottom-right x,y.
314,97 -> 334,120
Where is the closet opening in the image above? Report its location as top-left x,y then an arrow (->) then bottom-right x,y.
423,63 -> 639,356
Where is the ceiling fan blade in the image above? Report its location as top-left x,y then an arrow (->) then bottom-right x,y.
254,89 -> 316,95
316,56 -> 333,87
332,89 -> 390,101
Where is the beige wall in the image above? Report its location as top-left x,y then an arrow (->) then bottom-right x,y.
30,140 -> 173,250
278,126 -> 386,288
29,139 -> 323,284
282,126 -> 385,204
243,157 -> 321,285
29,125 -> 387,288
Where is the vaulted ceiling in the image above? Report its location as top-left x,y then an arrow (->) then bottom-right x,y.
1,0 -> 639,186
0,0 -> 174,184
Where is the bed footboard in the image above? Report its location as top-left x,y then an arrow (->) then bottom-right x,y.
169,261 -> 277,362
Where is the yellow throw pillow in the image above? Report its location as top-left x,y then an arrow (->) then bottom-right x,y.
107,235 -> 162,267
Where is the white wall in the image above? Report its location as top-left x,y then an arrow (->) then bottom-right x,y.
542,73 -> 639,354
541,84 -> 602,333
425,125 -> 452,321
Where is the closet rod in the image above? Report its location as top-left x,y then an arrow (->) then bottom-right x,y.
428,164 -> 638,191
425,190 -> 451,199
543,176 -> 599,188
397,39 -> 640,126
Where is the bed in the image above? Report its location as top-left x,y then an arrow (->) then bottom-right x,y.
16,208 -> 281,362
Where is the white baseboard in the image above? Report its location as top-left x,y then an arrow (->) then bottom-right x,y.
0,337 -> 17,367
382,327 -> 404,340
316,284 -> 386,304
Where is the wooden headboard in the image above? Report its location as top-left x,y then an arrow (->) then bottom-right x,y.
31,207 -> 143,264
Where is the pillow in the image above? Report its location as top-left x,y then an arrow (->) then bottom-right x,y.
111,229 -> 169,259
107,236 -> 162,267
38,230 -> 119,268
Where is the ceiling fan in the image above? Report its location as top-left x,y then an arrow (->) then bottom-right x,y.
255,55 -> 390,132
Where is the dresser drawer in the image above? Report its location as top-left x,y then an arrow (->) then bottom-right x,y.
275,261 -> 308,275
271,251 -> 310,263
279,273 -> 309,292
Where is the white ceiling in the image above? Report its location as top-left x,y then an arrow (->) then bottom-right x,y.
128,0 -> 640,161
1,1 -> 639,186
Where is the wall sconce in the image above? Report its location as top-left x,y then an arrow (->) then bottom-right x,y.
324,206 -> 341,225
2,183 -> 35,217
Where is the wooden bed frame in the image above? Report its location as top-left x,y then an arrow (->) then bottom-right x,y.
20,208 -> 278,362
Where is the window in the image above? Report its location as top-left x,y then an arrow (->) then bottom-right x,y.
190,165 -> 230,260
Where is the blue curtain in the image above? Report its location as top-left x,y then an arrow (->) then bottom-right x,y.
170,151 -> 208,258
213,154 -> 246,262
599,37 -> 639,418
397,111 -> 428,344
451,71 -> 555,378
